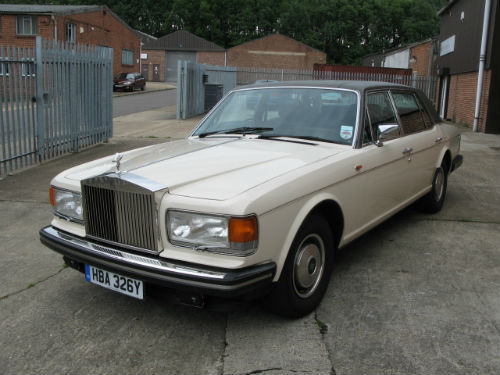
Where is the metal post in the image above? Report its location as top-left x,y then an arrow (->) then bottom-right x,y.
35,36 -> 44,157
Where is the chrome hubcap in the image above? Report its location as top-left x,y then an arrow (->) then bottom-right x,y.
293,234 -> 325,298
434,168 -> 445,201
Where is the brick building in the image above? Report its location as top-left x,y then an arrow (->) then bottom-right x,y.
0,4 -> 140,76
226,33 -> 326,70
361,39 -> 438,77
142,30 -> 225,82
437,0 -> 499,133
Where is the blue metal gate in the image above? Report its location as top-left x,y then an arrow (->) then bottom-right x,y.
0,37 -> 113,176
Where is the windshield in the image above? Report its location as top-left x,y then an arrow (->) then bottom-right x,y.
116,73 -> 135,79
193,88 -> 358,145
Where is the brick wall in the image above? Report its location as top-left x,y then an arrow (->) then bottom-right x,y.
0,11 -> 140,76
197,51 -> 225,66
58,10 -> 140,76
141,49 -> 166,81
446,69 -> 491,131
0,14 -> 54,47
227,34 -> 326,70
409,41 -> 433,76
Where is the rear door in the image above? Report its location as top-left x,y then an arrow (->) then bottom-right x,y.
390,90 -> 442,197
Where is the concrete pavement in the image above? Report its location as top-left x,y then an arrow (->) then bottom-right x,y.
0,109 -> 499,374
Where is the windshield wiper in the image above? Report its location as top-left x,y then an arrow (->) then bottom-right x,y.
257,134 -> 340,144
197,127 -> 274,138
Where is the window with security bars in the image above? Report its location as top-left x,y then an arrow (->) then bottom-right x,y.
16,15 -> 37,35
122,49 -> 134,66
66,23 -> 76,43
21,63 -> 35,77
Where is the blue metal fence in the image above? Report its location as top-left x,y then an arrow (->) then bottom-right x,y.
0,37 -> 113,176
176,63 -> 438,120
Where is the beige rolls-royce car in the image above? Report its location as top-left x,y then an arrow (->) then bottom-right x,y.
40,81 -> 462,317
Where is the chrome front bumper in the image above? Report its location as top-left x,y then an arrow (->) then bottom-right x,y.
40,226 -> 276,297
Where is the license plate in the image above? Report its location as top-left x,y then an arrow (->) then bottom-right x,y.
85,264 -> 144,299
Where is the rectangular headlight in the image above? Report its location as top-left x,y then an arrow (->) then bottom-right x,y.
50,187 -> 83,223
166,210 -> 258,256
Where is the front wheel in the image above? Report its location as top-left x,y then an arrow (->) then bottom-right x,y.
264,214 -> 335,318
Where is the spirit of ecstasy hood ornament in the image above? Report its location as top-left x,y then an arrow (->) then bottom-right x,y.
112,153 -> 124,174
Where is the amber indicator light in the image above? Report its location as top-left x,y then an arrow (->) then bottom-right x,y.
49,186 -> 56,206
229,216 -> 258,243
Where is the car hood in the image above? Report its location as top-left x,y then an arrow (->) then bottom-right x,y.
63,138 -> 348,200
114,78 -> 131,84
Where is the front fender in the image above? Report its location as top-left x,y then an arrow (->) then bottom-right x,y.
263,191 -> 344,281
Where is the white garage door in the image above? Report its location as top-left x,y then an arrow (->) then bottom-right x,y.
166,51 -> 197,82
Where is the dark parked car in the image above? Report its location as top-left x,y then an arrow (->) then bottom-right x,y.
113,72 -> 146,92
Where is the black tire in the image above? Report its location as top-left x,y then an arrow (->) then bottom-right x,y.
264,214 -> 335,318
141,84 -> 145,91
418,162 -> 448,213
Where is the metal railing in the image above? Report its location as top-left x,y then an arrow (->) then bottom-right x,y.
176,63 -> 438,120
0,37 -> 113,176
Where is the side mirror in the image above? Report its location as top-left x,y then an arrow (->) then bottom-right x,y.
377,124 -> 400,142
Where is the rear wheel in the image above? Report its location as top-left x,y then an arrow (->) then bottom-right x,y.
419,161 -> 448,213
264,214 -> 335,318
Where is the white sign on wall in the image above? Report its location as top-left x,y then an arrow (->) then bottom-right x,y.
440,35 -> 456,56
141,53 -> 148,59
383,49 -> 410,69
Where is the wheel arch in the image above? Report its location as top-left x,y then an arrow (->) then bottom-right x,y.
437,147 -> 452,174
273,195 -> 344,281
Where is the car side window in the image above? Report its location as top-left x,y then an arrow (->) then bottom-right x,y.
415,95 -> 433,128
366,92 -> 400,141
392,92 -> 427,135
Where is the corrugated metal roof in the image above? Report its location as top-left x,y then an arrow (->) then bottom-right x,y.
143,30 -> 225,52
0,4 -> 103,16
134,29 -> 157,42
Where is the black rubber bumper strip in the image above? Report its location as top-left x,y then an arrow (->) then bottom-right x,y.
40,226 -> 276,297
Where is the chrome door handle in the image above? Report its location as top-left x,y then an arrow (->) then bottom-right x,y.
402,147 -> 413,155
435,137 -> 443,143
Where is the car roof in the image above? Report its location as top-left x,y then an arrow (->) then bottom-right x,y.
238,80 -> 413,93
233,79 -> 441,126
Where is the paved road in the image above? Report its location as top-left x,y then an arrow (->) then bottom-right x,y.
113,89 -> 177,117
0,128 -> 499,375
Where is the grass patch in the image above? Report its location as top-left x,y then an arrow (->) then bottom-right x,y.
315,318 -> 328,334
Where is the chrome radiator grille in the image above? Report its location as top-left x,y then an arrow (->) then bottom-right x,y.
81,177 -> 158,253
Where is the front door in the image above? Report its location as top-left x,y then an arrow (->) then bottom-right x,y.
153,64 -> 160,82
141,64 -> 149,81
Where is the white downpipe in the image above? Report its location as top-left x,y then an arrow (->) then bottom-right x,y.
473,0 -> 492,132
51,15 -> 57,42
